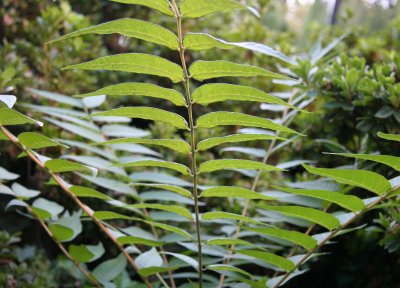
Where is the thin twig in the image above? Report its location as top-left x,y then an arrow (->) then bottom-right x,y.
169,1 -> 204,286
0,125 -> 153,288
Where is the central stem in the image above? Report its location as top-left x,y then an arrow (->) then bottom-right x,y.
170,1 -> 203,286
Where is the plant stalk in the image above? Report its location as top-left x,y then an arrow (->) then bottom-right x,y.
170,1 -> 204,286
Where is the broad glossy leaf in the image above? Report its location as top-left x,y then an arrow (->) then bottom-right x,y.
69,243 -> 105,263
272,186 -> 365,212
196,112 -> 301,135
117,236 -> 163,247
70,186 -> 110,200
87,107 -> 188,130
0,167 -> 19,181
44,117 -> 105,143
0,108 -> 42,126
49,224 -> 74,242
64,155 -> 126,177
129,203 -> 192,220
197,134 -> 284,151
136,248 -> 163,269
259,205 -> 340,230
163,252 -> 199,271
245,227 -> 317,250
180,0 -> 244,18
28,88 -> 83,108
76,82 -> 186,106
0,95 -> 17,108
54,210 -> 84,243
32,198 -> 64,219
200,186 -> 273,200
45,159 -> 97,176
63,53 -> 183,83
198,159 -> 283,173
202,211 -> 259,224
111,0 -> 174,16
50,18 -> 178,49
133,183 -> 193,198
116,159 -> 191,175
184,33 -> 293,64
189,60 -> 287,81
237,250 -> 295,271
18,132 -> 67,149
302,164 -> 391,195
378,132 -> 400,142
192,83 -> 297,108
95,137 -> 191,154
11,183 -> 40,199
207,264 -> 251,277
330,153 -> 400,172
92,254 -> 127,283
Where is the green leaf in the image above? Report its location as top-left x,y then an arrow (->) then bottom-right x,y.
0,108 -> 42,126
69,186 -> 111,200
0,95 -> 16,108
129,203 -> 192,220
132,183 -> 193,198
138,266 -> 179,277
116,159 -> 191,175
237,250 -> 295,271
62,53 -> 183,83
202,211 -> 260,224
117,236 -> 163,247
144,221 -> 192,239
272,186 -> 366,212
207,264 -> 251,278
206,238 -> 260,250
45,159 -> 97,176
87,107 -> 188,130
69,243 -> 105,263
180,0 -> 244,18
189,60 -> 287,81
18,132 -> 67,149
93,254 -> 127,283
49,224 -> 74,242
192,84 -> 297,108
11,183 -> 40,199
95,138 -> 190,154
200,186 -> 273,200
258,205 -> 340,230
0,167 -> 19,181
76,82 -> 186,106
378,132 -> 400,142
49,18 -> 178,49
198,159 -> 283,173
32,198 -> 64,219
197,134 -> 285,151
330,153 -> 400,172
184,33 -> 293,64
111,0 -> 174,16
163,252 -> 199,270
302,164 -> 391,195
244,227 -> 317,250
93,211 -> 134,221
196,112 -> 301,135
